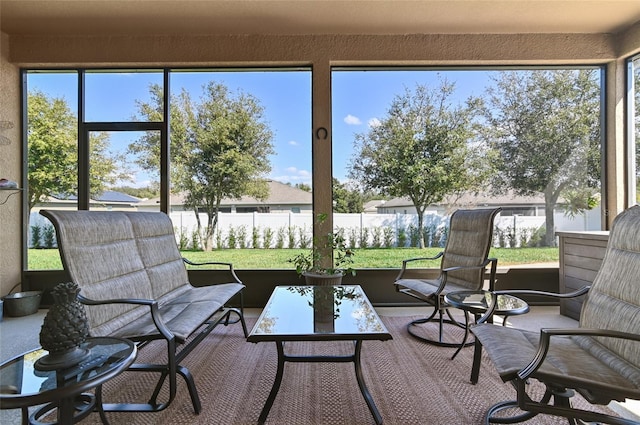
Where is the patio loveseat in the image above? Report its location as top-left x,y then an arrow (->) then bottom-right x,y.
41,210 -> 247,415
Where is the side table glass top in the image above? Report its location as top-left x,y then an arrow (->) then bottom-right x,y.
248,285 -> 390,341
445,290 -> 529,315
0,336 -> 136,408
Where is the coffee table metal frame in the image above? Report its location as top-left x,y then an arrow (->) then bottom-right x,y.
0,336 -> 136,425
247,285 -> 392,425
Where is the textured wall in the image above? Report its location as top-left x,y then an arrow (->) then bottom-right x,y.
8,33 -> 617,65
0,31 -> 22,296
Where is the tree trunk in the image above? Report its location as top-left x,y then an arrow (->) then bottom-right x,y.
203,210 -> 219,252
416,208 -> 426,249
543,189 -> 559,247
193,207 -> 203,250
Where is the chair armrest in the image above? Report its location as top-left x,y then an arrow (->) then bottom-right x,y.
518,327 -> 640,381
438,257 -> 498,293
493,286 -> 591,300
182,257 -> 242,284
476,286 -> 590,325
395,251 -> 444,280
78,293 -> 155,307
78,294 -> 174,341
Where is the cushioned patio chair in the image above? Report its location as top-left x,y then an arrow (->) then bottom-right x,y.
394,208 -> 501,347
471,205 -> 640,425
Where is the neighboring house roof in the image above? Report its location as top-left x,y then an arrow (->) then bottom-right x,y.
48,191 -> 142,203
138,180 -> 312,207
93,191 -> 143,203
380,192 -> 547,209
363,199 -> 386,213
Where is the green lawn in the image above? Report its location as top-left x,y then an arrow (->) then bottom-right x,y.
28,247 -> 559,270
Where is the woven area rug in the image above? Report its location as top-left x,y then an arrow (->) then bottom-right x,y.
80,316 -> 613,425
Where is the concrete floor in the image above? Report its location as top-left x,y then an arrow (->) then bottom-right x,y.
1,305 -> 638,424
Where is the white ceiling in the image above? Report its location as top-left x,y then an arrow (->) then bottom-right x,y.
1,0 -> 640,37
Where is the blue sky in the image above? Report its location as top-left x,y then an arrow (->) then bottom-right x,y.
27,69 -> 495,187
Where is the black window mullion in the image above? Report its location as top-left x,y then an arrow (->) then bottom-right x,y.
161,69 -> 170,213
78,70 -> 90,210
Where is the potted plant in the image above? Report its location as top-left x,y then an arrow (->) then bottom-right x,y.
288,214 -> 356,285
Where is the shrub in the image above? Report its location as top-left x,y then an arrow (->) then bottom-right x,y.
177,227 -> 189,250
433,226 -> 447,248
383,227 -> 394,248
252,226 -> 260,249
216,229 -> 223,249
275,227 -> 286,249
518,228 -> 531,248
423,225 -> 433,247
371,227 -> 382,248
508,227 -> 517,248
43,224 -> 56,248
408,224 -> 420,247
397,226 -> 407,248
227,227 -> 237,249
263,227 -> 274,249
237,225 -> 248,249
191,229 -> 201,250
494,226 -> 507,248
287,226 -> 296,249
298,225 -> 311,249
347,227 -> 359,249
359,227 -> 369,249
31,224 -> 42,249
528,226 -> 546,247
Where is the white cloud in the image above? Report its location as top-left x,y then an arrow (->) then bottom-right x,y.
344,114 -> 362,125
288,140 -> 299,146
285,167 -> 310,177
368,118 -> 381,128
271,167 -> 312,184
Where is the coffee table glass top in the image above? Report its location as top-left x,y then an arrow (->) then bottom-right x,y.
248,285 -> 391,342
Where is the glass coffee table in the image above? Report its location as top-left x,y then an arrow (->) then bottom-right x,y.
444,290 -> 529,384
247,285 -> 392,425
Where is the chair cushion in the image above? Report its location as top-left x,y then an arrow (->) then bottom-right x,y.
471,323 -> 640,404
441,208 -> 498,289
111,282 -> 245,342
395,278 -> 472,300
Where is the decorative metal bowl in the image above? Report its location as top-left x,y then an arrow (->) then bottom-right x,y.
3,291 -> 42,317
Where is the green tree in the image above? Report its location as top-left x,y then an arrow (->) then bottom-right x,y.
131,82 -> 274,250
483,70 -> 601,246
27,91 -> 120,212
294,183 -> 311,192
349,79 -> 488,248
332,178 -> 364,213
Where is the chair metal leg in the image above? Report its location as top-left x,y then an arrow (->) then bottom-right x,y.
451,311 -> 470,360
485,387 -> 553,424
407,308 -> 475,350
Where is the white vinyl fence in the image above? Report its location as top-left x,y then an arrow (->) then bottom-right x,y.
29,208 -> 600,250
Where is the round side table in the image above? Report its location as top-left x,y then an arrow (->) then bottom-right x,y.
0,336 -> 136,425
444,290 -> 529,384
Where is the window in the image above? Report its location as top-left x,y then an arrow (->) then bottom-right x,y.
24,66 -> 603,271
25,70 -> 165,269
167,70 -> 311,251
332,68 -> 602,259
25,68 -> 311,269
